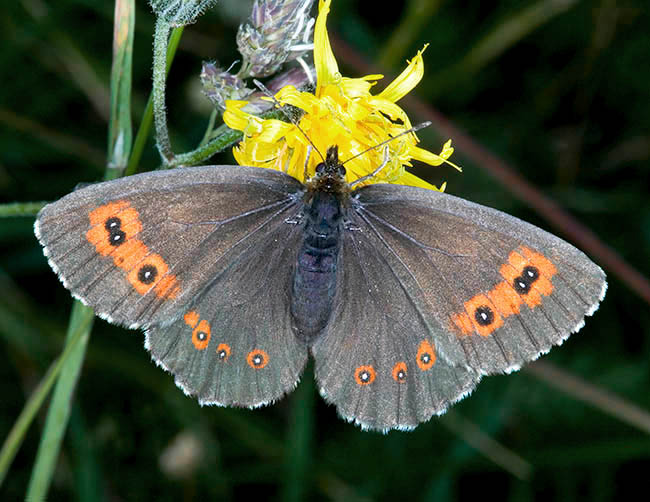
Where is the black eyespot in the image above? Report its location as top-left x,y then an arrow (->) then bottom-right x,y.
354,365 -> 376,385
105,217 -> 126,246
108,230 -> 126,246
474,306 -> 495,326
138,264 -> 158,284
105,217 -> 122,231
513,266 -> 540,295
513,276 -> 531,294
523,266 -> 539,282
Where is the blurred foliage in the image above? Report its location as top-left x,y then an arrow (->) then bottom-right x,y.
1,0 -> 649,500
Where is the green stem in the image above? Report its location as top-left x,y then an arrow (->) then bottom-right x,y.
24,2 -> 136,499
199,108 -> 218,147
167,126 -> 243,167
152,17 -> 174,164
126,25 -> 184,176
25,303 -> 95,499
0,201 -> 47,218
106,0 -> 136,179
0,304 -> 94,489
166,108 -> 285,168
281,368 -> 315,502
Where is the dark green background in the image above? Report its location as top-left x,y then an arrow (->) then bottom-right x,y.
1,0 -> 649,500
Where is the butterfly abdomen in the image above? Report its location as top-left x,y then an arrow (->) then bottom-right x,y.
291,191 -> 344,342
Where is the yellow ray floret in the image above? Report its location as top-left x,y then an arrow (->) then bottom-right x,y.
223,0 -> 459,191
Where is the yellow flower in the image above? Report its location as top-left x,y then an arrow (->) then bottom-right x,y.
223,0 -> 458,190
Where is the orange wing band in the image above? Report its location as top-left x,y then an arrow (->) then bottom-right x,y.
451,246 -> 557,337
86,201 -> 180,299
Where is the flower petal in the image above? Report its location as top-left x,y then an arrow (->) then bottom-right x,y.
411,145 -> 462,171
365,97 -> 412,126
223,100 -> 261,134
397,171 -> 444,191
256,119 -> 294,143
314,0 -> 339,95
339,76 -> 380,98
225,8 -> 456,193
377,46 -> 427,103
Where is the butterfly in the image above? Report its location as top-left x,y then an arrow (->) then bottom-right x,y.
35,145 -> 606,431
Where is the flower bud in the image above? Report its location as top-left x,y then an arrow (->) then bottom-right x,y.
237,0 -> 315,78
200,62 -> 253,111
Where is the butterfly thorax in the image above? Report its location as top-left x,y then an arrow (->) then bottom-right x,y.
292,153 -> 347,342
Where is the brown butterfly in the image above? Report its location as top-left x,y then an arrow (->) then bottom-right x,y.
35,146 -> 606,431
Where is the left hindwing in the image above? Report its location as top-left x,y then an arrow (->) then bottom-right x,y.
145,212 -> 309,408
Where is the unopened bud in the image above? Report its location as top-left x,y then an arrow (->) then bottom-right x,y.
237,0 -> 315,78
200,62 -> 253,111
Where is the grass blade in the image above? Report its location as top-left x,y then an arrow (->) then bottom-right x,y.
0,303 -> 93,488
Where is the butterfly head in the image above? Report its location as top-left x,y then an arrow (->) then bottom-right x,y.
308,145 -> 348,194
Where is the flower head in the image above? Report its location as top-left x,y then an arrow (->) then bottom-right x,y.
224,0 -> 458,190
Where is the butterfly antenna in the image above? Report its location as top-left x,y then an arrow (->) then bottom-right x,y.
253,79 -> 325,162
348,146 -> 391,188
341,121 -> 432,166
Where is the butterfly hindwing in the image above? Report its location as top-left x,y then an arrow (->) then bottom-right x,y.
145,213 -> 309,407
312,218 -> 481,431
350,184 -> 607,375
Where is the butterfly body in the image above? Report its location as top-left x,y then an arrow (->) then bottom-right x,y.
292,189 -> 343,340
292,146 -> 349,340
35,150 -> 606,431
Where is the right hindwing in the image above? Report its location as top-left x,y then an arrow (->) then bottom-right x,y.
311,212 -> 481,431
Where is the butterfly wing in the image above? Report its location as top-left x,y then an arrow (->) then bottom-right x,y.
312,183 -> 606,430
35,166 -> 303,327
144,211 -> 308,407
351,184 -> 606,374
36,166 -> 310,406
311,222 -> 481,431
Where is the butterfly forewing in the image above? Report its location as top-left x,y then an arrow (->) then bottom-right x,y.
350,184 -> 607,375
36,166 -> 304,328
